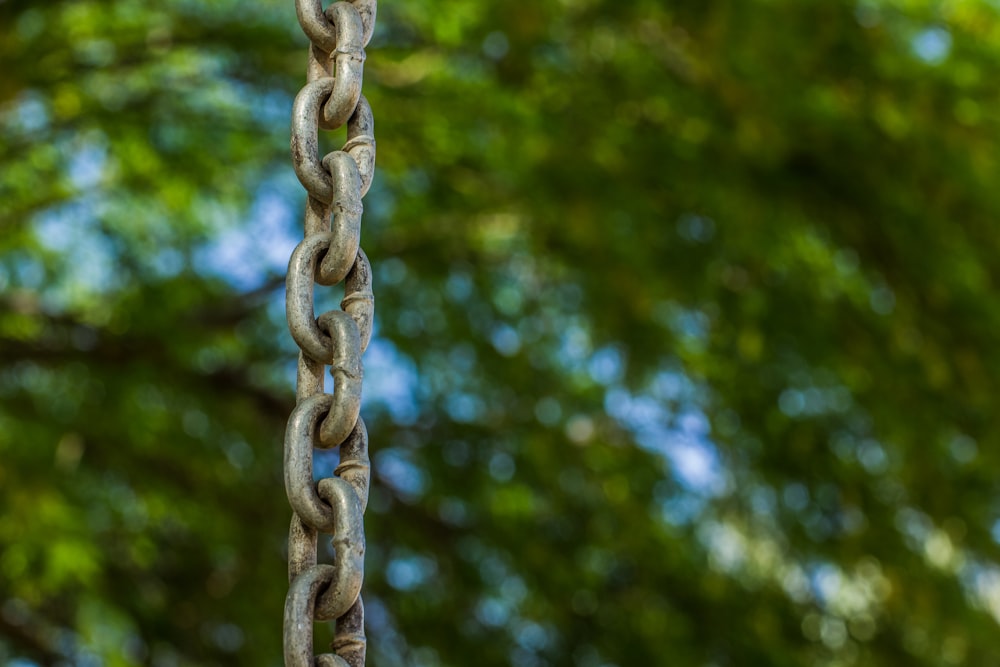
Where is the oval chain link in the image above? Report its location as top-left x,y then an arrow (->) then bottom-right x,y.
285,0 -> 376,664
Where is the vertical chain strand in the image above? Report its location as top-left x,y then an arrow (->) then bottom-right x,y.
285,0 -> 376,664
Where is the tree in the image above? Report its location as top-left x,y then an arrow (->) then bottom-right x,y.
3,0 -> 1000,665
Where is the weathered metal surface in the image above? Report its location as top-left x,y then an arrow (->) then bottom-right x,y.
330,597 -> 367,667
284,0 -> 376,663
295,0 -> 376,53
335,418 -> 371,511
284,566 -> 356,667
344,97 -> 376,197
341,249 -> 374,353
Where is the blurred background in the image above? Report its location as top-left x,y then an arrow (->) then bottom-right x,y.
2,0 -> 999,665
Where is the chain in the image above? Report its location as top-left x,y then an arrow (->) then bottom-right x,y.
284,1 -> 377,665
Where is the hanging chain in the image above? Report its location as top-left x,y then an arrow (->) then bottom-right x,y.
284,1 -> 376,665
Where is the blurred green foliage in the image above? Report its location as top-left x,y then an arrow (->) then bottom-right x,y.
3,0 -> 1000,665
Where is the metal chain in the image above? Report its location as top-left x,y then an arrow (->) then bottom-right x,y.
284,1 -> 376,665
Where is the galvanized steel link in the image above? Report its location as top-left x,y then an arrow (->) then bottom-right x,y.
291,77 -> 341,202
315,308 -> 363,448
318,151 -> 363,285
313,477 -> 365,620
334,418 -> 371,511
285,567 -> 366,667
310,2 -> 365,130
344,96 -> 376,198
291,81 -> 375,204
284,395 -> 369,539
284,564 -> 332,667
328,598 -> 367,667
285,232 -> 364,363
342,248 -> 374,353
296,0 -> 377,52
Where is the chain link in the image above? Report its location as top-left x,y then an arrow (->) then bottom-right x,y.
285,1 -> 376,664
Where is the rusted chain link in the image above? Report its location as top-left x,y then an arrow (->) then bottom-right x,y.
284,0 -> 376,664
